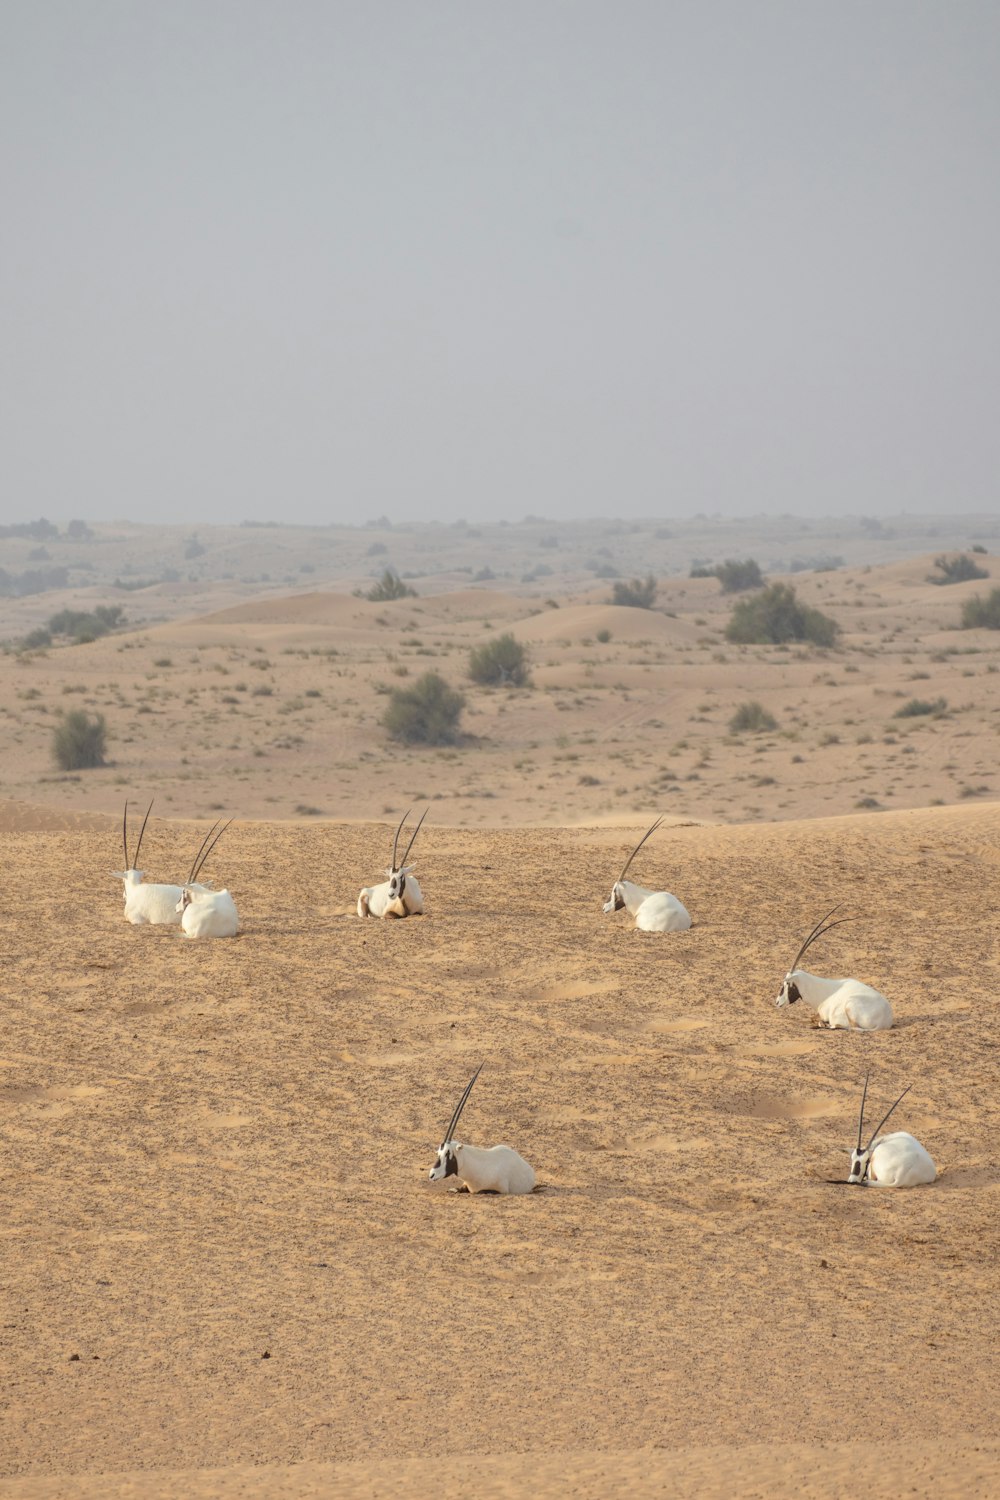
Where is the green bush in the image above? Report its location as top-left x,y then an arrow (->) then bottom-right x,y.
729,700 -> 778,734
725,583 -> 838,647
52,710 -> 107,769
893,697 -> 947,718
611,575 -> 657,609
382,672 -> 465,745
20,628 -> 52,650
714,558 -> 764,593
468,633 -> 530,686
929,554 -> 989,585
596,628 -> 612,643
47,605 -> 125,642
961,589 -> 1000,629
367,569 -> 417,601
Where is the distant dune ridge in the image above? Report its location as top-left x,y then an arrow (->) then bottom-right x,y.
2,801 -> 999,1497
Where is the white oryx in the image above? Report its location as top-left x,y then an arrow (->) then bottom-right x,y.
113,800 -> 186,926
835,1074 -> 937,1187
774,907 -> 894,1030
427,1063 -> 536,1195
357,808 -> 427,919
176,819 -> 239,939
602,816 -> 691,932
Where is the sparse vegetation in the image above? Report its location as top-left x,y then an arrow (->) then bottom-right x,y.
382,671 -> 465,745
961,589 -> 1000,630
611,575 -> 657,609
725,584 -> 839,647
468,633 -> 530,687
366,569 -> 417,601
714,558 -> 764,593
929,554 -> 989,585
47,605 -> 125,643
52,710 -> 107,770
894,697 -> 947,718
729,701 -> 778,734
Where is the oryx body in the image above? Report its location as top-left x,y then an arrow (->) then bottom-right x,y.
775,908 -> 893,1030
603,817 -> 691,932
175,819 -> 239,940
113,800 -> 186,926
358,809 -> 427,919
842,1076 -> 937,1188
427,1063 -> 536,1195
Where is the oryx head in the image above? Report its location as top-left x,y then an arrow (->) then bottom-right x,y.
603,816 -> 663,913
113,798 -> 154,891
847,1074 -> 912,1184
775,905 -> 855,1006
386,807 -> 427,901
175,817 -> 232,911
428,1061 -> 484,1182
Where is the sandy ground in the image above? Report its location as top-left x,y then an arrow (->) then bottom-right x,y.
2,801 -> 998,1496
2,550 -> 1000,828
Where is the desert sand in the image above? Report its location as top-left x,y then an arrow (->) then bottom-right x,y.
2,802 -> 999,1498
2,522 -> 1000,1496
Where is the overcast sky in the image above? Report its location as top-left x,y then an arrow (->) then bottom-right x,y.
2,2 -> 999,527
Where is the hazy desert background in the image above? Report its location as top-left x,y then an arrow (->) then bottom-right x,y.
2,515 -> 1000,1498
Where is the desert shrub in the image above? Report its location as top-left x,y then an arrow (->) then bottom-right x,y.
596,628 -> 612,643
611,574 -> 657,609
52,710 -> 107,769
689,564 -> 715,578
184,535 -> 206,560
366,568 -> 417,601
972,544 -> 988,554
714,558 -> 764,593
729,700 -> 778,734
468,633 -> 530,686
930,554 -> 988,585
382,672 -> 465,745
725,583 -> 838,647
48,605 -> 125,642
961,589 -> 1000,629
893,697 -> 947,718
20,628 -> 52,650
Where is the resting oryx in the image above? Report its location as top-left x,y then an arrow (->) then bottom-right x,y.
113,799 -> 186,926
357,808 -> 427,919
774,906 -> 893,1030
602,816 -> 691,932
427,1063 -> 536,1195
834,1074 -> 937,1187
176,819 -> 239,939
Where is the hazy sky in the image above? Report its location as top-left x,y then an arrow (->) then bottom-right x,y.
2,2 -> 999,526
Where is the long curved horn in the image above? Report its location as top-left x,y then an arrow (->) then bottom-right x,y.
440,1061 -> 485,1148
398,807 -> 428,870
132,799 -> 154,869
391,809 -> 411,871
866,1083 -> 912,1152
189,818 -> 233,885
856,1072 -> 870,1153
789,905 -> 855,974
123,800 -> 130,869
617,816 -> 664,884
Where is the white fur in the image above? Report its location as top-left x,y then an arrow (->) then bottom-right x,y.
851,1132 -> 937,1187
604,878 -> 691,933
429,1141 -> 536,1194
357,866 -> 424,919
776,969 -> 894,1030
176,887 -> 239,939
114,868 -> 185,926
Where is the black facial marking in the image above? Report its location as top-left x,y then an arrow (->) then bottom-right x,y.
614,894 -> 625,911
786,981 -> 801,1005
443,1150 -> 458,1178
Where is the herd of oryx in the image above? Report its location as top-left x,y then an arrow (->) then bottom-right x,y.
115,801 -> 938,1197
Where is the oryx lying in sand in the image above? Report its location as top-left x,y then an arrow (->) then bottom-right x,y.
833,1075 -> 937,1187
357,808 -> 427,919
176,819 -> 239,939
427,1063 -> 536,1194
113,800 -> 187,925
602,816 -> 691,932
774,907 -> 894,1030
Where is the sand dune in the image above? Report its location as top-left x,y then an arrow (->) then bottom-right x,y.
2,804 -> 998,1495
